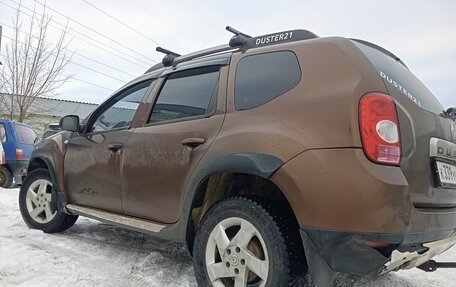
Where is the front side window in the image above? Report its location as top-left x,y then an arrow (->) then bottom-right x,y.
0,124 -> 7,143
149,66 -> 220,123
14,124 -> 37,145
235,51 -> 301,110
91,80 -> 153,132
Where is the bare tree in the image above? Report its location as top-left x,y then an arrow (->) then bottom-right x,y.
0,2 -> 72,122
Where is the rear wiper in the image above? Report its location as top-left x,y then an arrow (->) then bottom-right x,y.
441,107 -> 456,121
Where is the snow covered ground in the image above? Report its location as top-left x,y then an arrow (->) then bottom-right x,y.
1,187 -> 455,287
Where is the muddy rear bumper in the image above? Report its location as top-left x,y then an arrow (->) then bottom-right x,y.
300,228 -> 456,280
272,148 -> 456,234
6,160 -> 28,185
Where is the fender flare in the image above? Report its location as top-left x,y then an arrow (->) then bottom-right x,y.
28,148 -> 68,212
181,153 -> 284,240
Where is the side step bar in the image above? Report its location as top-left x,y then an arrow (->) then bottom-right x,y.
418,260 -> 456,272
67,204 -> 165,233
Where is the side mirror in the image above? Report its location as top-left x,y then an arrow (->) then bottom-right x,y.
59,115 -> 80,132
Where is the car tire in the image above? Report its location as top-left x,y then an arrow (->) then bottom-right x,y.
193,196 -> 306,287
19,168 -> 78,233
0,166 -> 13,188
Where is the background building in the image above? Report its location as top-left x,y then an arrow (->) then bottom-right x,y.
0,93 -> 98,135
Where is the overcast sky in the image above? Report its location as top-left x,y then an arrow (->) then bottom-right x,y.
0,0 -> 455,107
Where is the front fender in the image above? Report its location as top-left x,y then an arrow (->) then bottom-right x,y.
28,131 -> 72,193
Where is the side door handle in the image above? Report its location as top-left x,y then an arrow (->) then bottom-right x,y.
181,137 -> 206,148
107,142 -> 123,152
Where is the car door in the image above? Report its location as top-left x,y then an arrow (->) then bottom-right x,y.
64,80 -> 153,213
121,64 -> 228,223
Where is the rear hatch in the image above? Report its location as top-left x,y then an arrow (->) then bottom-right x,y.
353,40 -> 456,208
13,123 -> 37,160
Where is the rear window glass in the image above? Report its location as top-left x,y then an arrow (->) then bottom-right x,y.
14,124 -> 37,145
150,66 -> 220,123
352,41 -> 444,115
235,51 -> 301,110
0,124 -> 7,143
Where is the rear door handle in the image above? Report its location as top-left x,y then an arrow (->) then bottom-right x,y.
181,137 -> 206,148
107,142 -> 123,152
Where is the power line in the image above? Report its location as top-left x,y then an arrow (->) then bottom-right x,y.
70,78 -> 114,92
68,61 -> 126,83
0,1 -> 149,69
0,19 -> 137,78
72,53 -> 136,78
0,24 -> 129,83
1,32 -> 119,92
80,0 -> 163,47
32,0 -> 159,63
130,0 -> 200,49
2,0 -> 154,67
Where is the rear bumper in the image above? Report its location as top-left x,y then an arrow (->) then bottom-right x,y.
300,228 -> 456,277
272,148 -> 456,234
6,160 -> 28,185
272,147 -> 456,282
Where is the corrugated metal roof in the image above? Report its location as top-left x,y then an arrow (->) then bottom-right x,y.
0,94 -> 99,119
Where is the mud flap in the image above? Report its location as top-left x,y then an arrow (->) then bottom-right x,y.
51,190 -> 69,213
300,231 -> 339,286
300,229 -> 389,286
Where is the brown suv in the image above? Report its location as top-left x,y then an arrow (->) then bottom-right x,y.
19,27 -> 456,286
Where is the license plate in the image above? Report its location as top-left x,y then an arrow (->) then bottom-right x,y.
436,161 -> 456,187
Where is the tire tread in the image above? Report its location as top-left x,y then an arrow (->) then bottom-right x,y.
193,196 -> 306,287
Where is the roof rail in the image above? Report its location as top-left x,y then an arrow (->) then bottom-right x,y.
155,26 -> 318,69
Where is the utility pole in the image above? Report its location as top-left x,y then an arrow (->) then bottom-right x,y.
0,25 -> 2,65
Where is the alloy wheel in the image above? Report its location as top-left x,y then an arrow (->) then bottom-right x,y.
205,217 -> 269,287
25,179 -> 56,224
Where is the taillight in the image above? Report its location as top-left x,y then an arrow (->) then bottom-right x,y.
16,149 -> 24,161
1,152 -> 5,164
359,93 -> 401,165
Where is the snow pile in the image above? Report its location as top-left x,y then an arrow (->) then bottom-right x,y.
0,188 -> 455,286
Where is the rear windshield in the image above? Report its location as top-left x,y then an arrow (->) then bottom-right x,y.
14,124 -> 37,145
352,41 -> 444,115
0,124 -> 7,143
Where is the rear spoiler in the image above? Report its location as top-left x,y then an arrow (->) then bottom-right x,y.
351,38 -> 408,69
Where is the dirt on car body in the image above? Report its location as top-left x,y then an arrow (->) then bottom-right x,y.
19,26 -> 456,286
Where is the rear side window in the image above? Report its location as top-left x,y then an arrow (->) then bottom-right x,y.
149,66 -> 220,123
235,51 -> 301,110
14,124 -> 37,145
352,41 -> 444,115
0,124 -> 7,143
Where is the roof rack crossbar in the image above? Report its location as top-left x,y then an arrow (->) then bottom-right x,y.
226,26 -> 252,38
153,26 -> 319,69
156,47 -> 181,57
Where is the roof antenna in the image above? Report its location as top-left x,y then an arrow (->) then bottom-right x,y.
156,47 -> 181,67
226,26 -> 251,48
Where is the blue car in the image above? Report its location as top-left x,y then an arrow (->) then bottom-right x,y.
0,120 -> 37,188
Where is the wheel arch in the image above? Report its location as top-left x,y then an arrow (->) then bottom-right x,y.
28,151 -> 60,190
183,153 -> 299,250
27,150 -> 70,213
